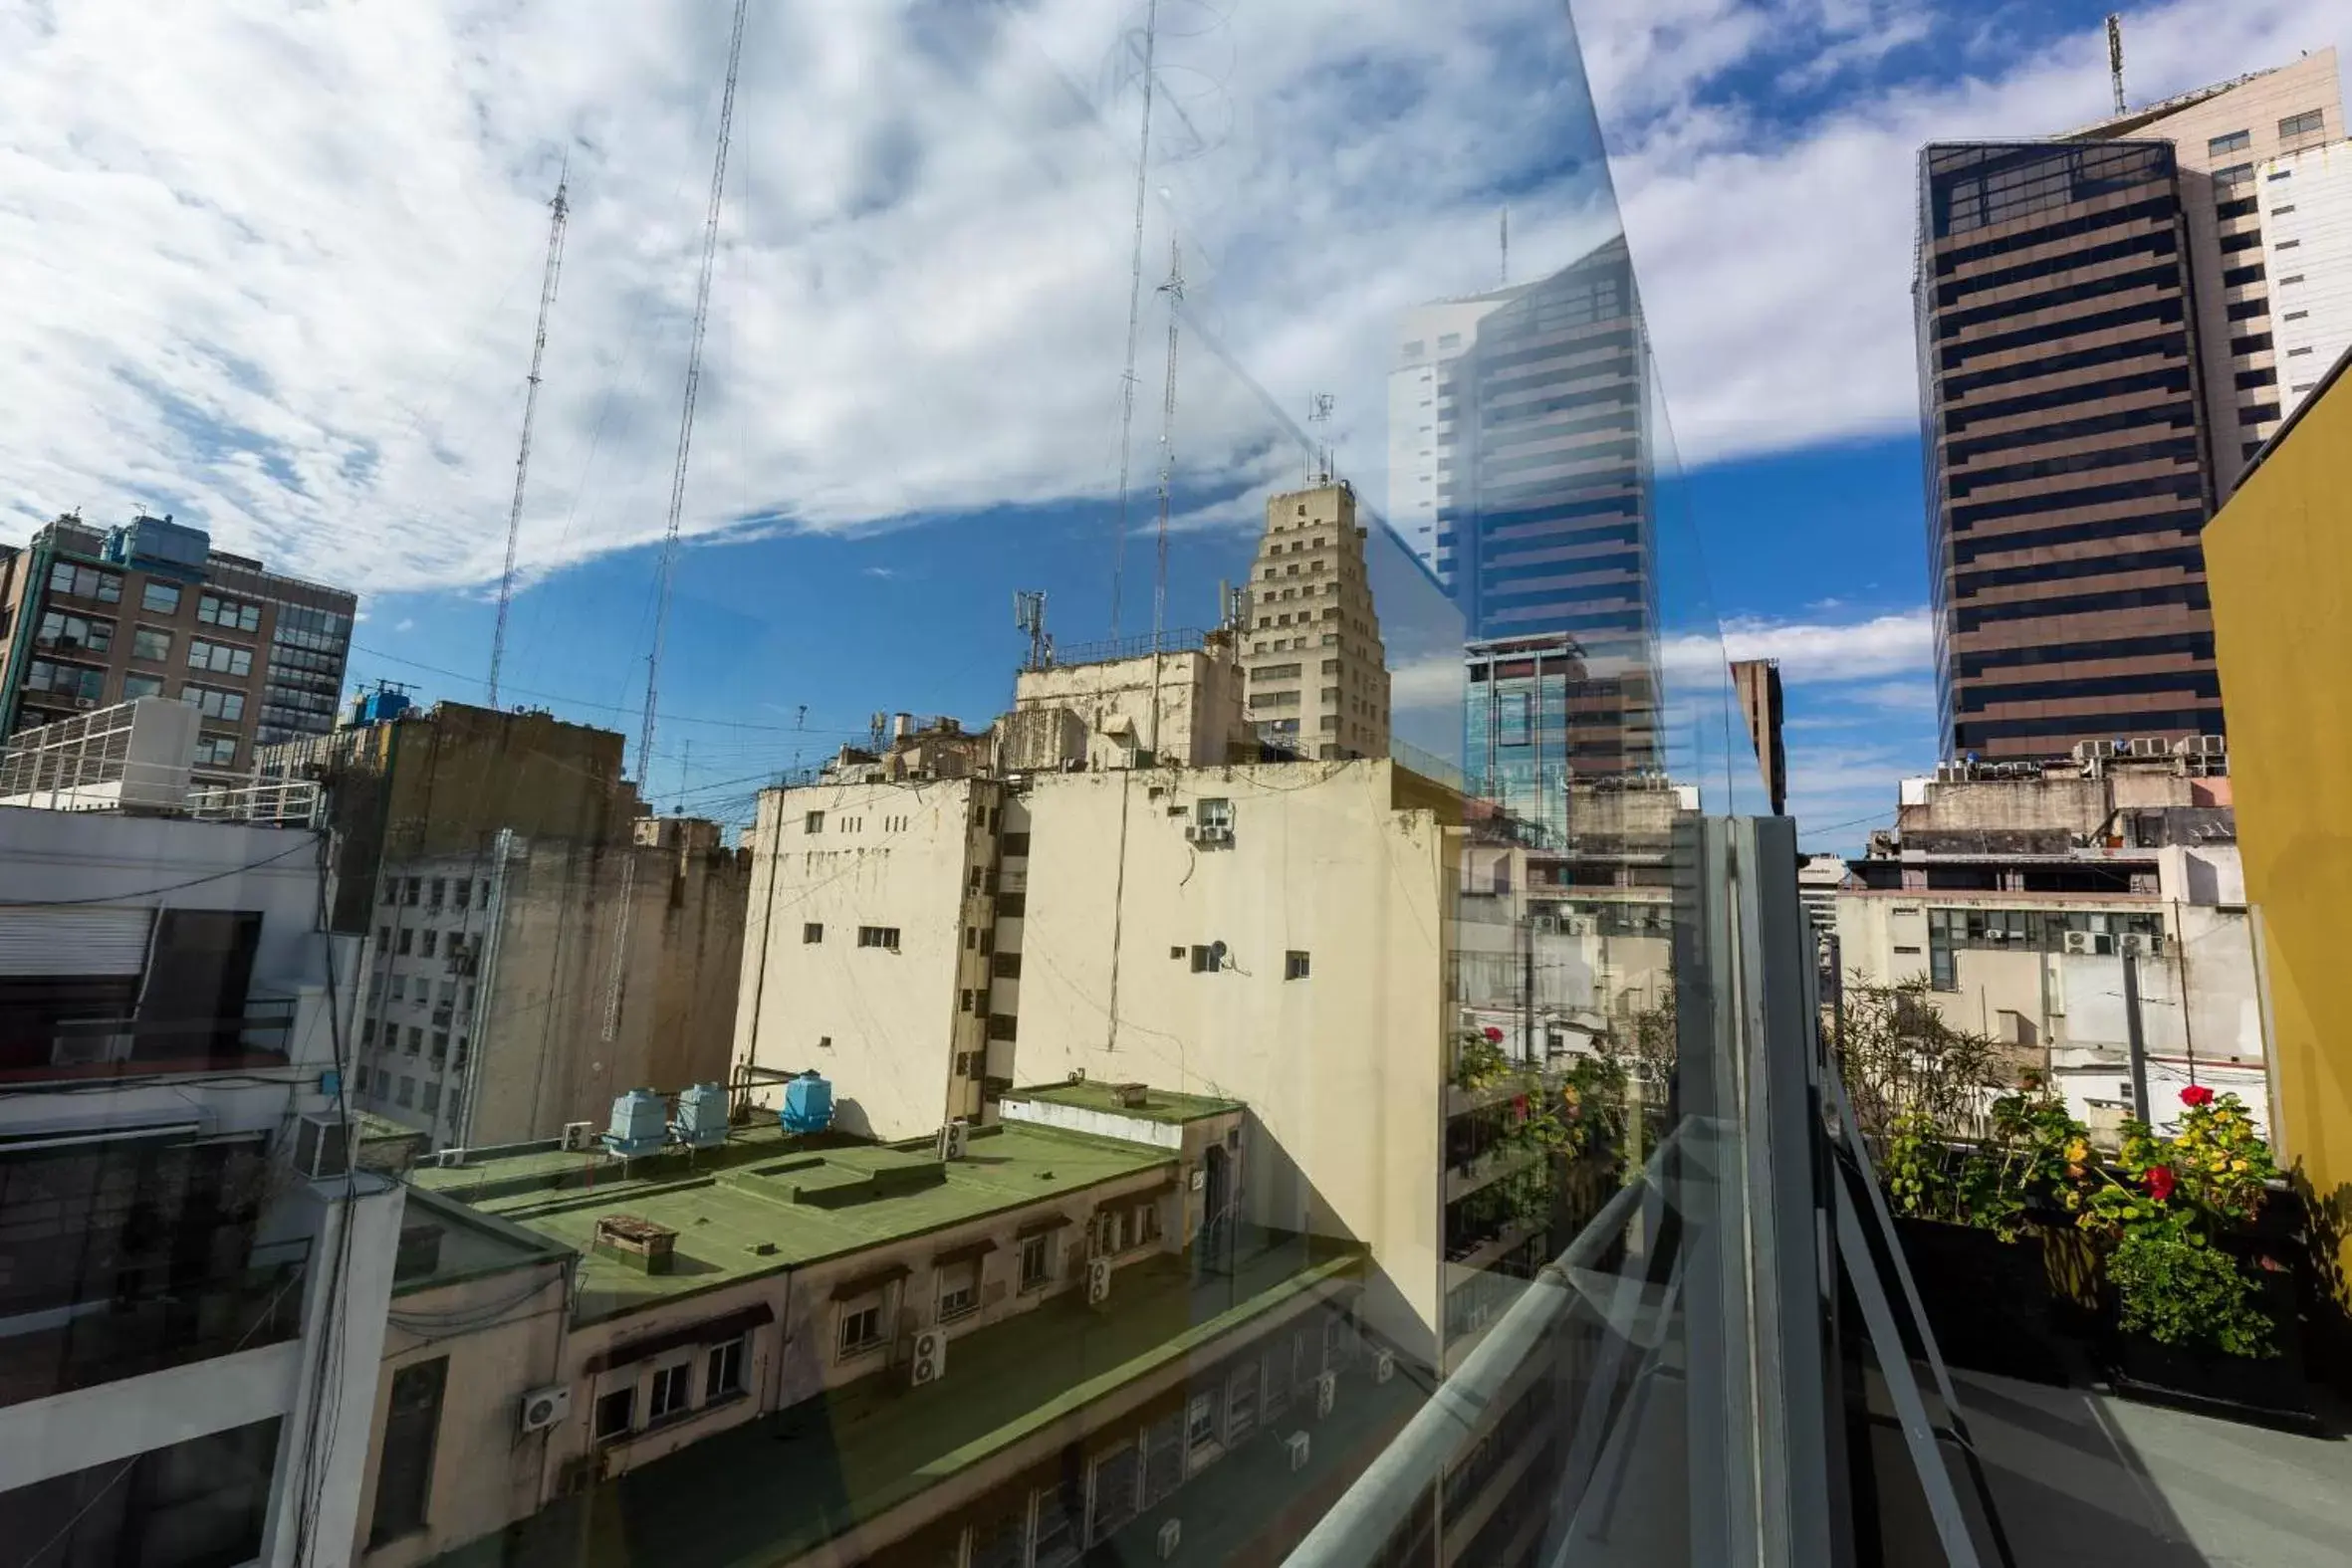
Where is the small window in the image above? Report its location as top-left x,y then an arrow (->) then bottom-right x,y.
428,877 -> 446,908
1020,1233 -> 1053,1291
987,1012 -> 1018,1041
857,925 -> 901,950
1437,332 -> 1461,350
453,879 -> 471,906
1286,950 -> 1311,981
938,1265 -> 979,1322
707,1336 -> 747,1400
1190,945 -> 1216,974
2279,109 -> 2326,141
992,951 -> 1022,980
996,891 -> 1026,918
2208,129 -> 2250,157
194,734 -> 238,768
838,1304 -> 884,1359
407,1027 -> 423,1055
960,988 -> 974,1013
648,1363 -> 692,1423
478,880 -> 493,910
140,580 -> 182,614
395,1075 -> 415,1107
421,929 -> 438,958
122,673 -> 165,700
593,1387 -> 635,1442
397,928 -> 414,956
803,922 -> 823,944
804,810 -> 824,833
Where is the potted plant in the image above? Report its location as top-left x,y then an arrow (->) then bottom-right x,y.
2089,1088 -> 2316,1432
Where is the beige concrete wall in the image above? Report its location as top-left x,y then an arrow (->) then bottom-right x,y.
1006,647 -> 1247,772
353,1259 -> 570,1568
1005,762 -> 1449,1356
353,832 -> 748,1149
735,778 -> 997,1140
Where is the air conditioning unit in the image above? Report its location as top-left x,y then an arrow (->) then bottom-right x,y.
291,1112 -> 352,1181
910,1328 -> 948,1387
520,1385 -> 571,1434
1183,823 -> 1232,848
50,1027 -> 131,1067
2118,932 -> 2158,958
561,1121 -> 596,1152
434,1147 -> 465,1169
937,1119 -> 970,1161
1287,1431 -> 1311,1472
1373,1349 -> 1395,1385
72,696 -> 97,710
1313,1370 -> 1336,1419
1086,1257 -> 1112,1306
2129,737 -> 2167,758
1561,914 -> 1593,937
2062,931 -> 2094,956
1156,1518 -> 1183,1560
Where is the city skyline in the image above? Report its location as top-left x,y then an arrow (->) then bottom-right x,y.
4,4 -> 2350,856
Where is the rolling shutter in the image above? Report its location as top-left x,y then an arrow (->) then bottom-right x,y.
0,908 -> 153,976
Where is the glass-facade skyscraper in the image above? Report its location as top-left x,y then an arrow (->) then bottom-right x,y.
1393,238 -> 1664,843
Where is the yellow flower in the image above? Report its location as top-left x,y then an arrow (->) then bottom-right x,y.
2232,1158 -> 2248,1174
2065,1139 -> 2089,1164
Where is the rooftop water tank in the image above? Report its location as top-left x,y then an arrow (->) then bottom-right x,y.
603,1088 -> 668,1158
354,688 -> 413,727
780,1071 -> 833,1135
674,1082 -> 729,1149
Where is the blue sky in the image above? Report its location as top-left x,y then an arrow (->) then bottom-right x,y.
4,0 -> 2346,850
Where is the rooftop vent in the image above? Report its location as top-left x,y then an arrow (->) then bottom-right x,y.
592,1214 -> 677,1274
1111,1082 -> 1151,1109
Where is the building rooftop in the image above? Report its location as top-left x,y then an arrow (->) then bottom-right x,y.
411,1121 -> 1177,1324
1007,1079 -> 1247,1125
430,1241 -> 1361,1568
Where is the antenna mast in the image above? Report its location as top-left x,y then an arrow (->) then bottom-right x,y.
1015,590 -> 1052,671
2106,13 -> 2126,116
487,168 -> 570,710
638,0 -> 751,785
1307,393 -> 1335,485
1147,237 -> 1183,759
1107,0 -> 1163,643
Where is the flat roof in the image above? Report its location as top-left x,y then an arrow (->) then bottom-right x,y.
411,1122 -> 1175,1325
1008,1080 -> 1245,1125
428,1242 -> 1361,1568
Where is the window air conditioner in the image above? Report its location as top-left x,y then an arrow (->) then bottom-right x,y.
1287,1431 -> 1311,1472
1313,1370 -> 1336,1419
1156,1519 -> 1182,1560
291,1112 -> 351,1181
1086,1257 -> 1112,1306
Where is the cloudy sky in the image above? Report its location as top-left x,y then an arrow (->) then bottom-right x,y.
3,0 -> 2346,846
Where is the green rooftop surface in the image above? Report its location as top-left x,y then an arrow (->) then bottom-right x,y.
429,1240 -> 1362,1568
1008,1079 -> 1246,1125
392,1187 -> 575,1298
411,1121 -> 1175,1324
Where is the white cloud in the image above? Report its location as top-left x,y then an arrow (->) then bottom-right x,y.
3,0 -> 2343,604
1715,609 -> 1933,682
394,617 -> 416,633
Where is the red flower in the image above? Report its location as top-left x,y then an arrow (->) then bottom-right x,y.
2181,1084 -> 2216,1108
1512,1095 -> 1529,1120
1483,1026 -> 1505,1043
2145,1166 -> 2178,1202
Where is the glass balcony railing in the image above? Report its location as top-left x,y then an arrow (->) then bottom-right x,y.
0,1246 -> 310,1411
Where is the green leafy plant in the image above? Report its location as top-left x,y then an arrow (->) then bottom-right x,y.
1452,1028 -> 1510,1092
2107,1212 -> 2275,1357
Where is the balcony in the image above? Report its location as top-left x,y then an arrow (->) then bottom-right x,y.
16,995 -> 298,1082
0,1248 -> 309,1410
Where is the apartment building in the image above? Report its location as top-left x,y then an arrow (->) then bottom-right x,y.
1731,657 -> 1787,814
1915,50 -> 2345,761
262,702 -> 749,1149
1832,745 -> 2263,1140
0,703 -> 402,1568
1000,632 -> 1254,773
1239,482 -> 1392,761
352,1094 -> 1392,1568
0,512 -> 355,758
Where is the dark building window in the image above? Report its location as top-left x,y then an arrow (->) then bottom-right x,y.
992,951 -> 1022,979
0,1418 -> 282,1568
1286,951 -> 1312,981
369,1358 -> 448,1544
2226,296 -> 2268,321
856,926 -> 900,950
987,1012 -> 1019,1041
802,922 -> 823,944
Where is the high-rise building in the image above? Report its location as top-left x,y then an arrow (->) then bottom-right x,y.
1238,482 -> 1390,762
0,512 -> 355,760
1916,51 -> 2343,761
1731,657 -> 1787,814
2260,137 -> 2352,421
1390,240 -> 1663,786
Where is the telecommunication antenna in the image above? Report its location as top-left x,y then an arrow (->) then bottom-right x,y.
1306,393 -> 1335,484
1106,0 -> 1163,643
868,712 -> 888,752
2106,13 -> 2126,116
637,0 -> 751,785
487,167 -> 570,710
1147,236 -> 1184,758
1015,590 -> 1053,671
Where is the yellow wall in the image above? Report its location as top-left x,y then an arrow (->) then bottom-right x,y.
2205,361 -> 2352,1295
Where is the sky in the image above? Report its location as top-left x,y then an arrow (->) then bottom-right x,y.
2,0 -> 2346,848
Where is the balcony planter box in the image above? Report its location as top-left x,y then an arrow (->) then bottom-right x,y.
1892,1218 -> 2078,1386
2104,1254 -> 2323,1435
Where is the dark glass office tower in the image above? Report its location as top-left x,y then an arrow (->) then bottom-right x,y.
1438,239 -> 1663,826
1917,141 -> 2223,760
